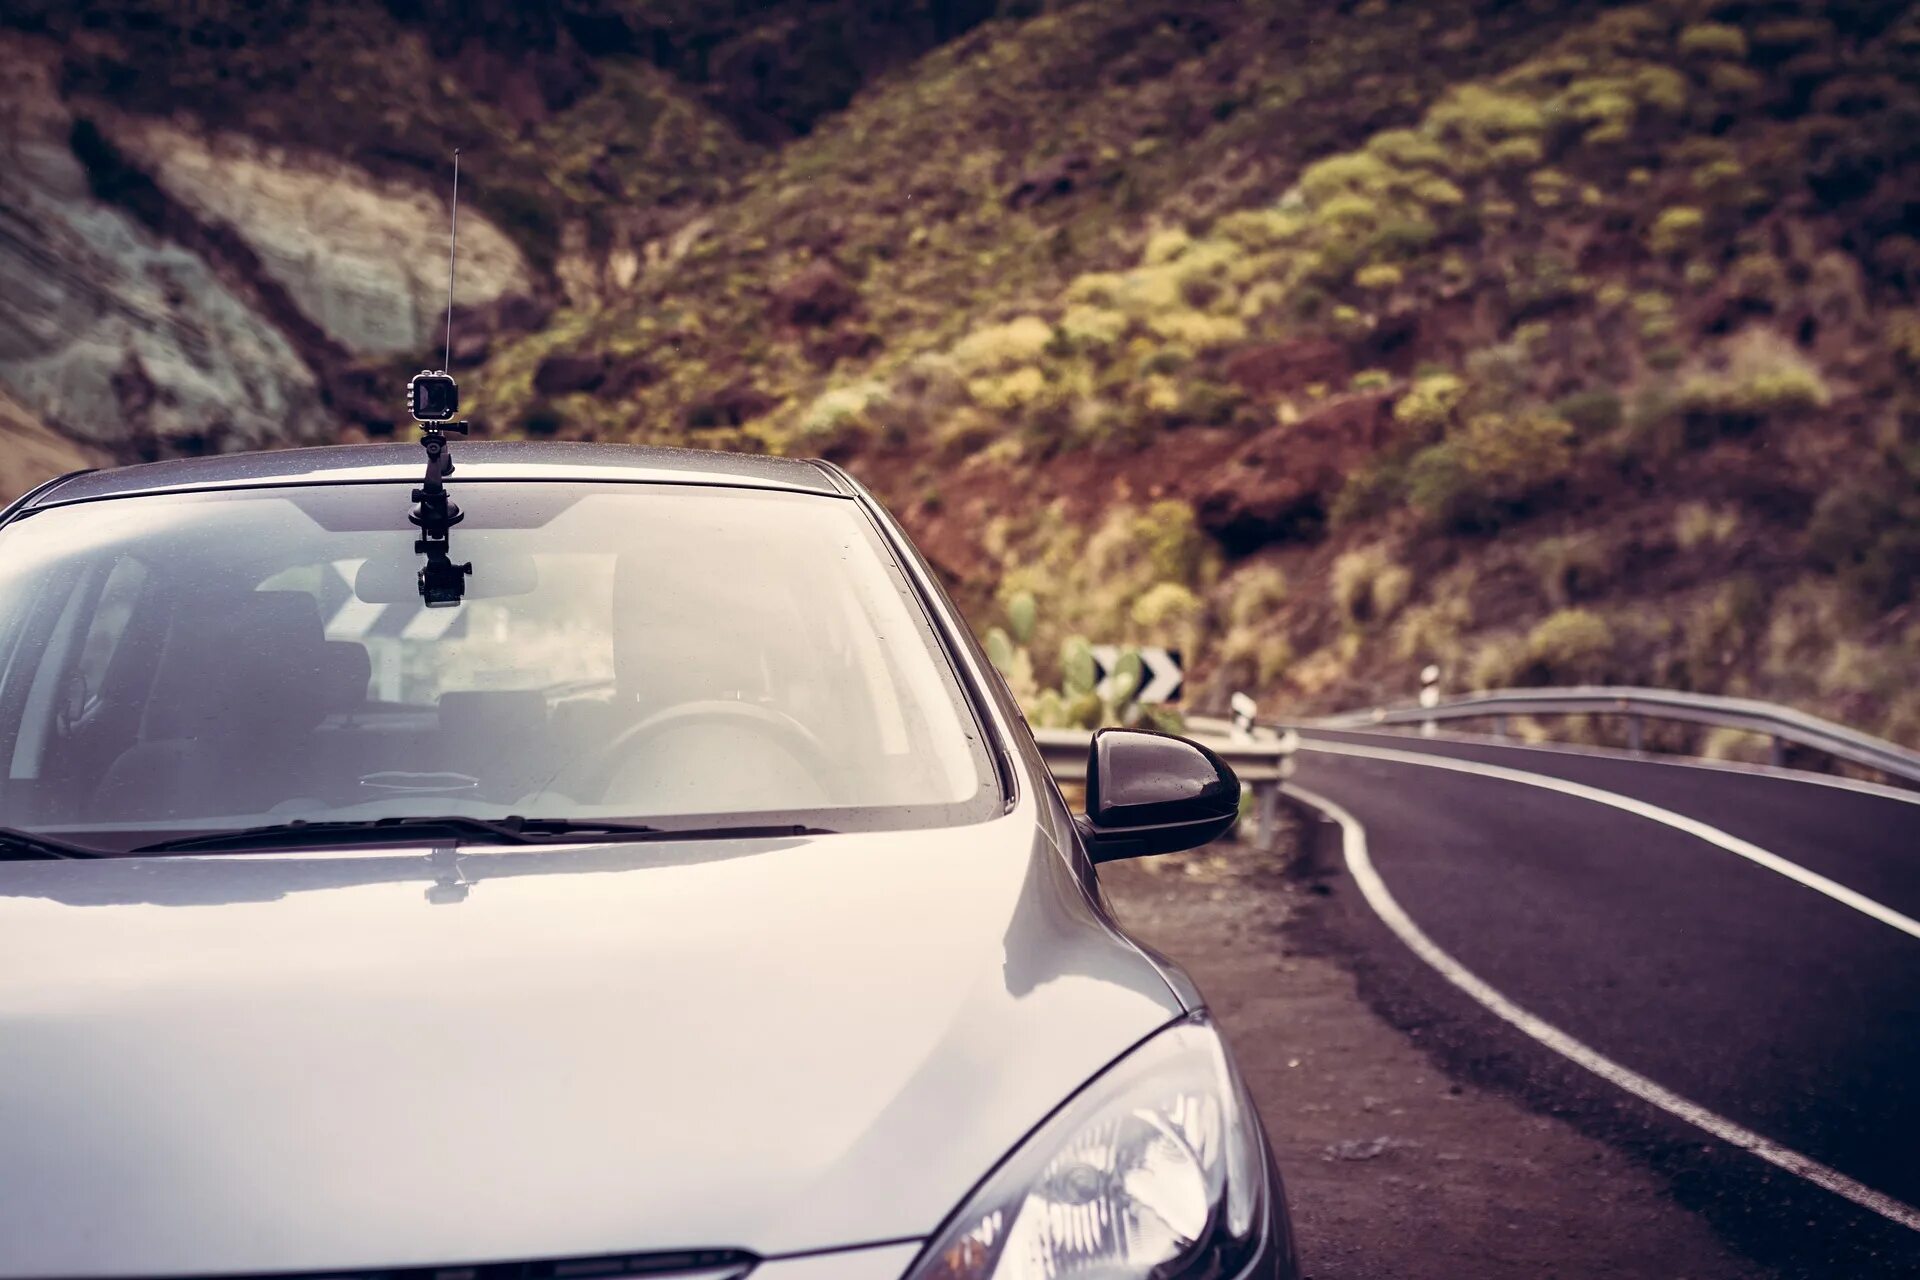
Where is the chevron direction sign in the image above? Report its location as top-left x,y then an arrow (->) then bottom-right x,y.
1090,645 -> 1183,705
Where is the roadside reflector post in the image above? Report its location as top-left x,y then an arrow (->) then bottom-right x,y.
1418,664 -> 1441,738
1229,691 -> 1256,743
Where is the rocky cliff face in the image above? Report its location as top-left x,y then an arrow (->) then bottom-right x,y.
101,115 -> 532,360
0,36 -> 329,454
0,33 -> 532,459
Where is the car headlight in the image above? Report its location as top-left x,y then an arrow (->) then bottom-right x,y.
905,1017 -> 1267,1280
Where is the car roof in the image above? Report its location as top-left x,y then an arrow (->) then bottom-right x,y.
22,441 -> 849,508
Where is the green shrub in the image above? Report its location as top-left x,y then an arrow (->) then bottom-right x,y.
1409,175 -> 1466,208
1059,305 -> 1129,353
1367,128 -> 1453,171
1176,379 -> 1246,427
1533,535 -> 1612,607
1329,456 -> 1409,529
1632,65 -> 1689,114
1331,544 -> 1412,629
1678,332 -> 1830,430
1428,84 -> 1548,143
1674,502 -> 1741,550
1805,480 -> 1920,612
1367,216 -> 1440,258
1885,309 -> 1920,372
1528,168 -> 1577,208
1691,157 -> 1746,199
1065,273 -> 1125,307
968,365 -> 1051,412
1727,253 -> 1788,307
1355,262 -> 1403,290
1313,192 -> 1380,227
1131,582 -> 1202,634
1143,227 -> 1193,265
1486,136 -> 1546,169
1409,410 -> 1574,529
1648,206 -> 1706,256
1351,368 -> 1394,392
1393,594 -> 1474,664
1468,633 -> 1530,690
1526,609 -> 1616,683
1146,310 -> 1247,350
1006,591 -> 1038,645
1225,563 -> 1288,629
953,316 -> 1055,372
1299,152 -> 1396,202
1551,388 -> 1624,435
1214,208 -> 1309,251
1392,372 -> 1468,431
1678,22 -> 1749,60
797,380 -> 890,440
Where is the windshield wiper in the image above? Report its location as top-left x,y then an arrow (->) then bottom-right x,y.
0,826 -> 106,860
132,817 -> 835,854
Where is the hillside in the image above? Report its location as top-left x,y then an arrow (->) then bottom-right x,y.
3,0 -> 1918,748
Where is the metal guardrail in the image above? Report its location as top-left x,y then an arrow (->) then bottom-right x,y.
1032,726 -> 1296,850
1309,685 -> 1920,786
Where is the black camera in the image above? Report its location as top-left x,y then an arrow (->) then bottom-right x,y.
417,551 -> 472,608
409,370 -> 460,423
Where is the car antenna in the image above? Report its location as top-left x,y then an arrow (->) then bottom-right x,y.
406,147 -> 472,609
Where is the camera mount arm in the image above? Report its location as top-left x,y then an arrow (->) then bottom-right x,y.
410,416 -> 471,608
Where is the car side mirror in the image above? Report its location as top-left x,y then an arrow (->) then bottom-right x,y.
1078,728 -> 1240,863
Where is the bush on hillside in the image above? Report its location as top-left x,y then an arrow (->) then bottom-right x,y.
1332,545 -> 1413,630
1648,206 -> 1706,255
1551,388 -> 1624,435
1392,372 -> 1469,431
1525,609 -> 1617,683
1677,330 -> 1831,435
1805,479 -> 1920,612
1224,563 -> 1288,630
1408,410 -> 1575,529
952,316 -> 1055,372
1677,22 -> 1749,61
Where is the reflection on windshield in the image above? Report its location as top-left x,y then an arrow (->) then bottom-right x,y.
0,483 -> 995,851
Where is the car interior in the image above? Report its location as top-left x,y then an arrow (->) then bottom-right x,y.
0,486 -> 988,840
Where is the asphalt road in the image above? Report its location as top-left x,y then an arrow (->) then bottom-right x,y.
1285,728 -> 1920,1277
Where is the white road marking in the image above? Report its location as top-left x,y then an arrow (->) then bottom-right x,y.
1299,737 -> 1920,942
1308,725 -> 1920,808
1283,781 -> 1920,1233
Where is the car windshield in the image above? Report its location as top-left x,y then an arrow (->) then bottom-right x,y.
0,481 -> 997,852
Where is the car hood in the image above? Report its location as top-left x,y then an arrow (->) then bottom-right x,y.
0,816 -> 1184,1279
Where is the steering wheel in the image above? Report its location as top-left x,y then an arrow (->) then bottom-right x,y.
569,700 -> 838,804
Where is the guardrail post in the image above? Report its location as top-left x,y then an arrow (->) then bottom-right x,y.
1627,714 -> 1643,754
1771,735 -> 1786,767
1256,781 -> 1281,853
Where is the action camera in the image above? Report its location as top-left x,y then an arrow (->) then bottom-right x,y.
409,370 -> 460,423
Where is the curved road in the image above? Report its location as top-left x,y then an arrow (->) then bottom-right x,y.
1284,728 -> 1920,1277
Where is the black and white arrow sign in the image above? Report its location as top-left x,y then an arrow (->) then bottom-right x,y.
1090,645 -> 1183,705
